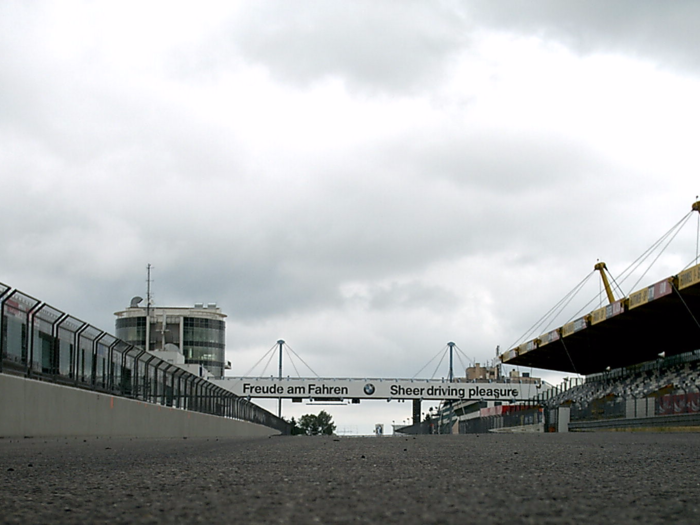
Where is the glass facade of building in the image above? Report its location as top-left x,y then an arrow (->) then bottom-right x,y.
183,317 -> 226,374
115,305 -> 226,377
115,316 -> 146,348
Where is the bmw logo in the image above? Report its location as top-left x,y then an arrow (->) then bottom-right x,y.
364,383 -> 375,396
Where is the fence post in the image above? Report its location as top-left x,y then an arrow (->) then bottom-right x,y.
0,284 -> 13,372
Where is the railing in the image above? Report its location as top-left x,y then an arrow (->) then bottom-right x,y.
586,349 -> 700,383
459,407 -> 543,434
527,376 -> 586,407
0,283 -> 290,434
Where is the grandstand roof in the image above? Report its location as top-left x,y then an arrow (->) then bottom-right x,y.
501,263 -> 700,375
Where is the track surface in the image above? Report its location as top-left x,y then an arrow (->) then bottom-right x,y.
1,432 -> 699,524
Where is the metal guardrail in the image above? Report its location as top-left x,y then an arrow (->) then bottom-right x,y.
569,412 -> 700,431
0,283 -> 290,434
459,407 -> 543,433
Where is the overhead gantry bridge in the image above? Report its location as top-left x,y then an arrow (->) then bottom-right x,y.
500,201 -> 700,375
212,376 -> 541,403
211,341 -> 544,425
213,341 -> 541,401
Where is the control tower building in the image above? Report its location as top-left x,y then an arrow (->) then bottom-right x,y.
115,300 -> 228,378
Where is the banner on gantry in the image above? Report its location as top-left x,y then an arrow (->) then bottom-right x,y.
213,377 -> 540,401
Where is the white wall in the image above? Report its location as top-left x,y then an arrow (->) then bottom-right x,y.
557,406 -> 570,433
0,374 -> 278,439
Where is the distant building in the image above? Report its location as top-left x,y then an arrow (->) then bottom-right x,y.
466,362 -> 500,381
115,301 -> 229,378
464,362 -> 540,384
434,363 -> 545,434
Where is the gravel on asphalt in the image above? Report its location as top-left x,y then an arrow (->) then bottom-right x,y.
1,432 -> 699,524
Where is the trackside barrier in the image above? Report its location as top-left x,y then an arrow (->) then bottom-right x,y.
0,283 -> 290,435
459,406 -> 543,434
569,412 -> 700,431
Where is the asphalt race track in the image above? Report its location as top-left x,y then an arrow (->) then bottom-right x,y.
1,432 -> 699,524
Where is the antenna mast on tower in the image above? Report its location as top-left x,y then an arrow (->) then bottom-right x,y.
146,263 -> 153,318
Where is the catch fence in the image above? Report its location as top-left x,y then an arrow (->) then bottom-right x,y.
0,283 -> 290,434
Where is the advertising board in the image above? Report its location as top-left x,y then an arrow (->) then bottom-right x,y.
213,377 -> 539,401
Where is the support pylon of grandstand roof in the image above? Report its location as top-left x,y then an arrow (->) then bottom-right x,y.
594,262 -> 616,305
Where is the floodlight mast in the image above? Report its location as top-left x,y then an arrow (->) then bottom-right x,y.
146,263 -> 153,318
145,263 -> 153,352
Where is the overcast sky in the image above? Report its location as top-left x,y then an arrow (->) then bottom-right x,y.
2,1 -> 700,434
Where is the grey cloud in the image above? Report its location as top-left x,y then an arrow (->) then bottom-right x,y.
102,126 -> 624,325
155,261 -> 343,321
226,0 -> 470,93
2,91 -> 630,333
381,130 -> 603,193
468,0 -> 700,73
366,281 -> 460,312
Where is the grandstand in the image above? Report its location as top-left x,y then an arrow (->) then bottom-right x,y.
499,263 -> 700,375
434,347 -> 700,434
489,201 -> 700,432
501,201 -> 700,376
539,352 -> 700,410
536,349 -> 700,425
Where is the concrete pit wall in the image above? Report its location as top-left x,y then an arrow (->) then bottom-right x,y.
0,374 -> 278,439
